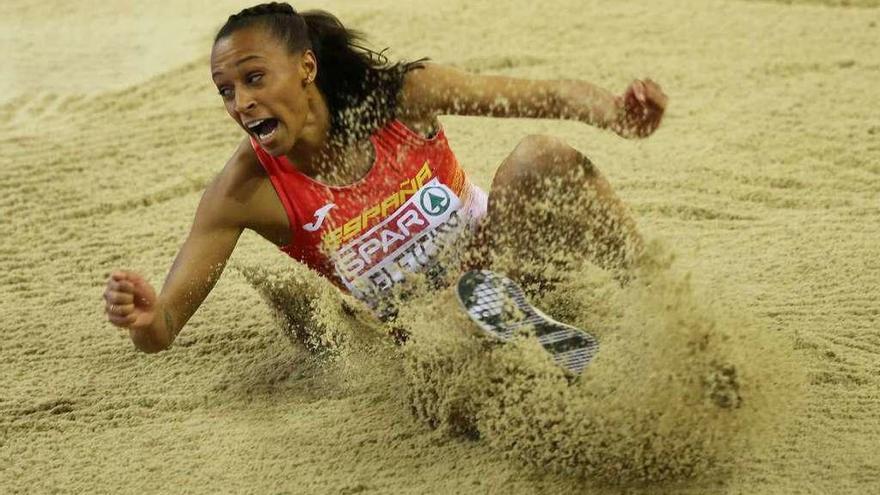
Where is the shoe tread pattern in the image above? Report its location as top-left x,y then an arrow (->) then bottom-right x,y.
456,270 -> 599,375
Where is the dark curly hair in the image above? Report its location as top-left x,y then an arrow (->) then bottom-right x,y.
215,2 -> 425,143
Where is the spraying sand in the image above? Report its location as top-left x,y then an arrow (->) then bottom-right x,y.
2,0 -> 879,493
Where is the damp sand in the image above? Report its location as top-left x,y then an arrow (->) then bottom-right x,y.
2,0 -> 880,493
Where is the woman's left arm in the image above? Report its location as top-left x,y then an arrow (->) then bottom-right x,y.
400,63 -> 667,139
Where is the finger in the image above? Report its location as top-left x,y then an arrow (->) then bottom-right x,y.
656,87 -> 667,106
624,86 -> 639,110
129,282 -> 155,308
107,279 -> 135,294
643,119 -> 661,137
652,109 -> 665,127
641,91 -> 662,111
648,100 -> 665,122
106,303 -> 135,316
128,276 -> 151,299
110,270 -> 145,285
103,290 -> 134,305
651,92 -> 668,111
644,78 -> 661,91
637,118 -> 656,137
633,80 -> 647,104
642,103 -> 661,122
126,272 -> 147,286
645,101 -> 665,120
645,81 -> 668,109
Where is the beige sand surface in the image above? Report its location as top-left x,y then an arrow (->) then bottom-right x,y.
2,0 -> 880,493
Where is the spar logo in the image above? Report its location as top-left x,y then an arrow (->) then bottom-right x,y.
419,186 -> 451,216
335,203 -> 430,281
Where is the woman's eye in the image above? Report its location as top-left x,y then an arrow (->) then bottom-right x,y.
218,87 -> 234,99
246,73 -> 263,84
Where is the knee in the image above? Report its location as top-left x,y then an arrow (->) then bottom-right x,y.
494,134 -> 594,188
511,134 -> 576,170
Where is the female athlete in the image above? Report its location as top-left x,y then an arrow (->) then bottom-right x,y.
102,2 -> 667,352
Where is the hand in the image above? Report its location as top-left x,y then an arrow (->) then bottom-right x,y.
610,79 -> 667,139
103,270 -> 158,334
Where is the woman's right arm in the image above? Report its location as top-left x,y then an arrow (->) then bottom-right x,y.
103,140 -> 254,353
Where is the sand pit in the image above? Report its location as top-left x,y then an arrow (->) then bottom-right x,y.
3,0 -> 880,493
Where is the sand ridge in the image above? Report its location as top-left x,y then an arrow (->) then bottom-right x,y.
3,0 -> 880,493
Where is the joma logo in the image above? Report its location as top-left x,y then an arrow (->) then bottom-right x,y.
303,203 -> 336,232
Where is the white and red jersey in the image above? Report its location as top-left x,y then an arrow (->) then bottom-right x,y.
250,119 -> 486,310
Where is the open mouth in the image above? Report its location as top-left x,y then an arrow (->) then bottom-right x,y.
245,118 -> 280,142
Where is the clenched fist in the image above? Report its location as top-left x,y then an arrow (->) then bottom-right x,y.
611,78 -> 668,139
103,270 -> 158,334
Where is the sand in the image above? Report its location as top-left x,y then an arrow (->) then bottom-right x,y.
2,0 -> 880,493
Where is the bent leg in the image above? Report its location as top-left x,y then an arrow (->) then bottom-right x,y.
481,134 -> 643,288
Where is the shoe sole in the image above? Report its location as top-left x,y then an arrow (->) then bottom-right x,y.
456,270 -> 599,376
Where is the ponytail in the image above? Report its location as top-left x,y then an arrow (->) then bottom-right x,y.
215,3 -> 425,143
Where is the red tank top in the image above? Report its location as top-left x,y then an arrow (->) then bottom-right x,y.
250,119 -> 476,310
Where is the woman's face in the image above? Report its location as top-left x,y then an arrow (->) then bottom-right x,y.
211,26 -> 315,156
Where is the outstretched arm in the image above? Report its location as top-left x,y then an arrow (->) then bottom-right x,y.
400,63 -> 667,139
103,140 -> 253,352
